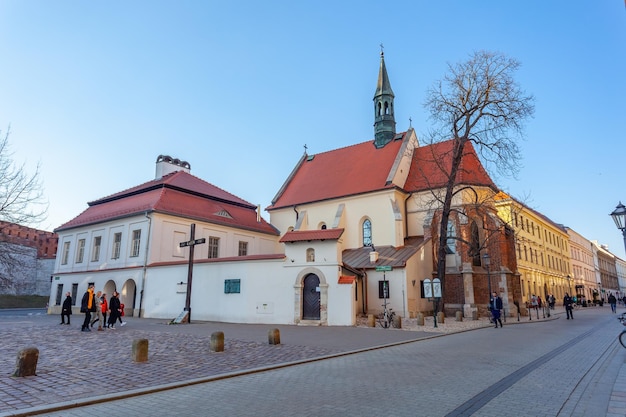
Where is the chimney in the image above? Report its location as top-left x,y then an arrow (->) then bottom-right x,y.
155,155 -> 191,179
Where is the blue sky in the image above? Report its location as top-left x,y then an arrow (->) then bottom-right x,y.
1,1 -> 625,258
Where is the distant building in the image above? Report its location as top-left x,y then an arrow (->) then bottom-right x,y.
0,221 -> 58,295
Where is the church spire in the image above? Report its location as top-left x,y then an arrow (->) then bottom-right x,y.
373,47 -> 396,148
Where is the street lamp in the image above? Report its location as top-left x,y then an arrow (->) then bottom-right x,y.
566,275 -> 572,295
610,202 -> 626,256
483,253 -> 492,296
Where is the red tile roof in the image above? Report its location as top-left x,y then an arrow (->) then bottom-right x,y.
338,275 -> 355,284
404,140 -> 496,192
279,228 -> 344,243
56,171 -> 279,236
268,133 -> 407,210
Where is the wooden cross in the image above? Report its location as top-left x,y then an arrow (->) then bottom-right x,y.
178,223 -> 206,323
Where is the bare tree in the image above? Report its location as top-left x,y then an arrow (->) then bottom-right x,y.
423,51 -> 535,303
0,126 -> 47,225
0,126 -> 48,293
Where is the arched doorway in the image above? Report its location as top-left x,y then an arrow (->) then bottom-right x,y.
302,274 -> 321,320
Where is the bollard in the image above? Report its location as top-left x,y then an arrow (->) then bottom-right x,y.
13,347 -> 39,377
132,339 -> 149,363
367,314 -> 375,327
393,315 -> 402,329
455,311 -> 463,322
471,310 -> 478,320
268,328 -> 281,345
417,312 -> 424,326
437,311 -> 445,324
210,331 -> 224,352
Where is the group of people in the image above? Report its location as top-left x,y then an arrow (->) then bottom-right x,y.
60,285 -> 126,331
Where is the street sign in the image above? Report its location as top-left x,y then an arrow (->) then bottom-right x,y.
179,238 -> 206,248
375,266 -> 392,272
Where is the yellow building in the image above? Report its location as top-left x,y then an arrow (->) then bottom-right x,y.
495,192 -> 571,305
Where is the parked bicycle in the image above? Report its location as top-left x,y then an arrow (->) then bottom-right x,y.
377,307 -> 397,329
618,313 -> 626,349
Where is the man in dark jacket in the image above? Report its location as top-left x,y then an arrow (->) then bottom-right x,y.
490,292 -> 503,328
60,292 -> 72,325
80,285 -> 96,332
564,293 -> 574,319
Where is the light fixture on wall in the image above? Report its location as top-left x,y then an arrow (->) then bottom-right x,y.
412,279 -> 416,287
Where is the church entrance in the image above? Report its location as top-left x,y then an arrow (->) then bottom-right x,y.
302,274 -> 321,320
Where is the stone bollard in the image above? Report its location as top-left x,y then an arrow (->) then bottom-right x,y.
367,314 -> 375,327
455,311 -> 463,322
417,313 -> 424,326
132,339 -> 149,363
210,331 -> 224,352
437,312 -> 445,324
268,328 -> 281,345
393,315 -> 402,329
471,310 -> 478,320
13,347 -> 39,377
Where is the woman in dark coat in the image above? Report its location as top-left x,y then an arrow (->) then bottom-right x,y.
60,292 -> 72,325
108,291 -> 121,329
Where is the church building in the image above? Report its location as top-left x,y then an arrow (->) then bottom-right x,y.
48,52 -> 519,325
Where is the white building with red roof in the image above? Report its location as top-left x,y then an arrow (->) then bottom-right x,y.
49,52 -> 517,326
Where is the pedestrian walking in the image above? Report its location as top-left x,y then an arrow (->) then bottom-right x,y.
489,292 -> 503,328
609,293 -> 617,313
90,291 -> 104,330
80,285 -> 96,332
60,292 -> 72,325
107,291 -> 121,329
564,292 -> 574,320
100,293 -> 108,328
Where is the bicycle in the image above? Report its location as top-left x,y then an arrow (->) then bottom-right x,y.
377,307 -> 397,329
618,313 -> 626,348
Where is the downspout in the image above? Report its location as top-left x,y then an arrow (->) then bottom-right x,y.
139,211 -> 152,318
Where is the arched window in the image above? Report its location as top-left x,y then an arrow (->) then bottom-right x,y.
306,248 -> 315,262
362,219 -> 372,247
470,221 -> 481,266
446,221 -> 456,254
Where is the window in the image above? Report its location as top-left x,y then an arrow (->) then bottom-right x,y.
208,237 -> 219,259
363,219 -> 372,247
112,232 -> 122,259
71,283 -> 78,304
446,221 -> 456,254
470,221 -> 481,266
238,241 -> 248,256
61,242 -> 70,265
92,236 -> 101,262
76,239 -> 85,263
306,248 -> 315,262
378,280 -> 390,299
55,284 -> 63,305
130,229 -> 141,257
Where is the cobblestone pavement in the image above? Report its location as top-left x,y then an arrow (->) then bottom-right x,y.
1,307 -> 623,417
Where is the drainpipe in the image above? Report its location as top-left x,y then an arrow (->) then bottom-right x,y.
138,211 -> 152,318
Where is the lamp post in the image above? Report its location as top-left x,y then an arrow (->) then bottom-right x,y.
483,253 -> 492,296
610,202 -> 626,256
567,275 -> 572,295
